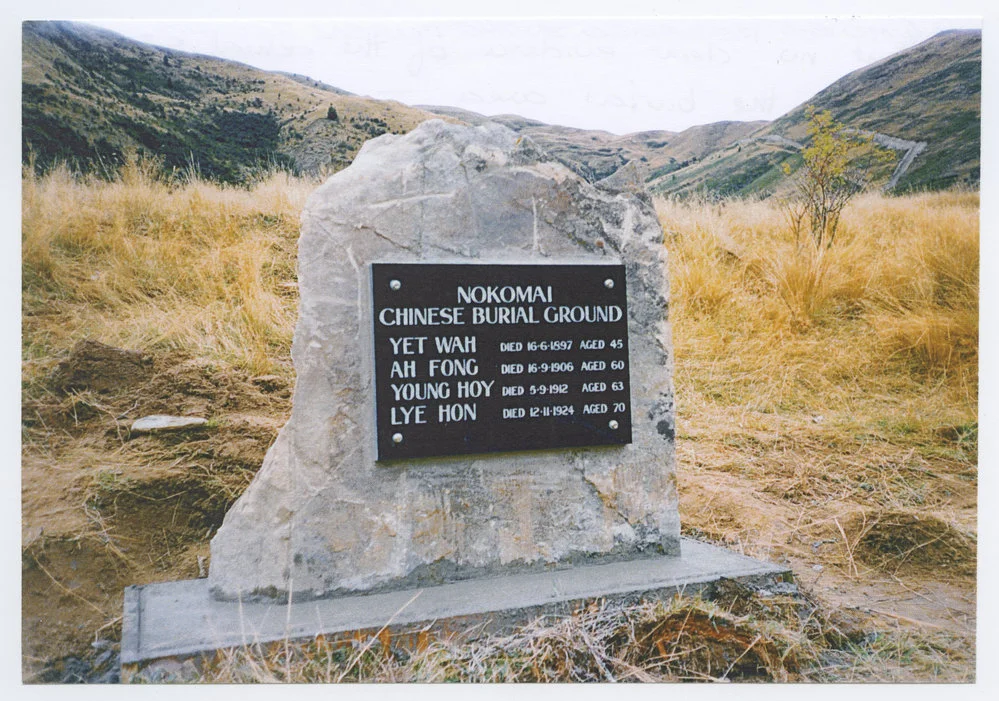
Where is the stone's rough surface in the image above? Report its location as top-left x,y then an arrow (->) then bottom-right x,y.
130,415 -> 208,433
208,120 -> 679,601
595,160 -> 646,195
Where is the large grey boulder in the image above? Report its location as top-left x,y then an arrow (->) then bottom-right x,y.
208,120 -> 678,601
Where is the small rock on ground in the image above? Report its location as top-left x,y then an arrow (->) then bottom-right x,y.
130,415 -> 208,433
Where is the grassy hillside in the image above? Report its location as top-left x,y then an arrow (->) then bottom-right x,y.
26,22 -> 976,198
21,163 -> 977,681
651,29 -> 980,198
22,21 -> 442,182
773,29 -> 981,192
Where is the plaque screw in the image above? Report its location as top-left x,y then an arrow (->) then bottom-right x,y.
392,432 -> 404,444
604,278 -> 615,289
609,420 -> 619,430
389,279 -> 402,291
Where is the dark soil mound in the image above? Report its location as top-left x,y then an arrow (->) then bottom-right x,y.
51,340 -> 153,393
855,511 -> 976,576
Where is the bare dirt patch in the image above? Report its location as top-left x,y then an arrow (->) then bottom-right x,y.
674,400 -> 976,679
21,343 -> 291,681
50,340 -> 155,394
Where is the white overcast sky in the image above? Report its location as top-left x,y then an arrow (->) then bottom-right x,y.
23,4 -> 964,135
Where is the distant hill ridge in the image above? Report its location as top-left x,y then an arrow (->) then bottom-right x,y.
22,22 -> 980,196
22,21 -> 441,182
646,29 -> 980,197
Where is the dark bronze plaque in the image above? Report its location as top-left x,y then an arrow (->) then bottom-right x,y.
371,263 -> 632,460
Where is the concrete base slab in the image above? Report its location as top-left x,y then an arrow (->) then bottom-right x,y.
122,538 -> 790,665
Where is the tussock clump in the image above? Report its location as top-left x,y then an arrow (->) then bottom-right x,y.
22,156 -> 311,379
852,511 -> 976,577
658,190 -> 976,682
657,190 -> 978,416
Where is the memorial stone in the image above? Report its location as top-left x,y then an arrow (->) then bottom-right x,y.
207,120 -> 679,601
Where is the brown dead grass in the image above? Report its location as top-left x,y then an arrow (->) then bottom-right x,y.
22,156 -> 311,378
657,189 -> 978,680
21,344 -> 291,675
21,159 -> 303,679
658,191 -> 977,412
657,190 -> 977,548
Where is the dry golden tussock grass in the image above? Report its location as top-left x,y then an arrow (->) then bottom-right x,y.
657,189 -> 977,553
653,190 -> 977,682
22,157 -> 314,381
657,190 -> 978,418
